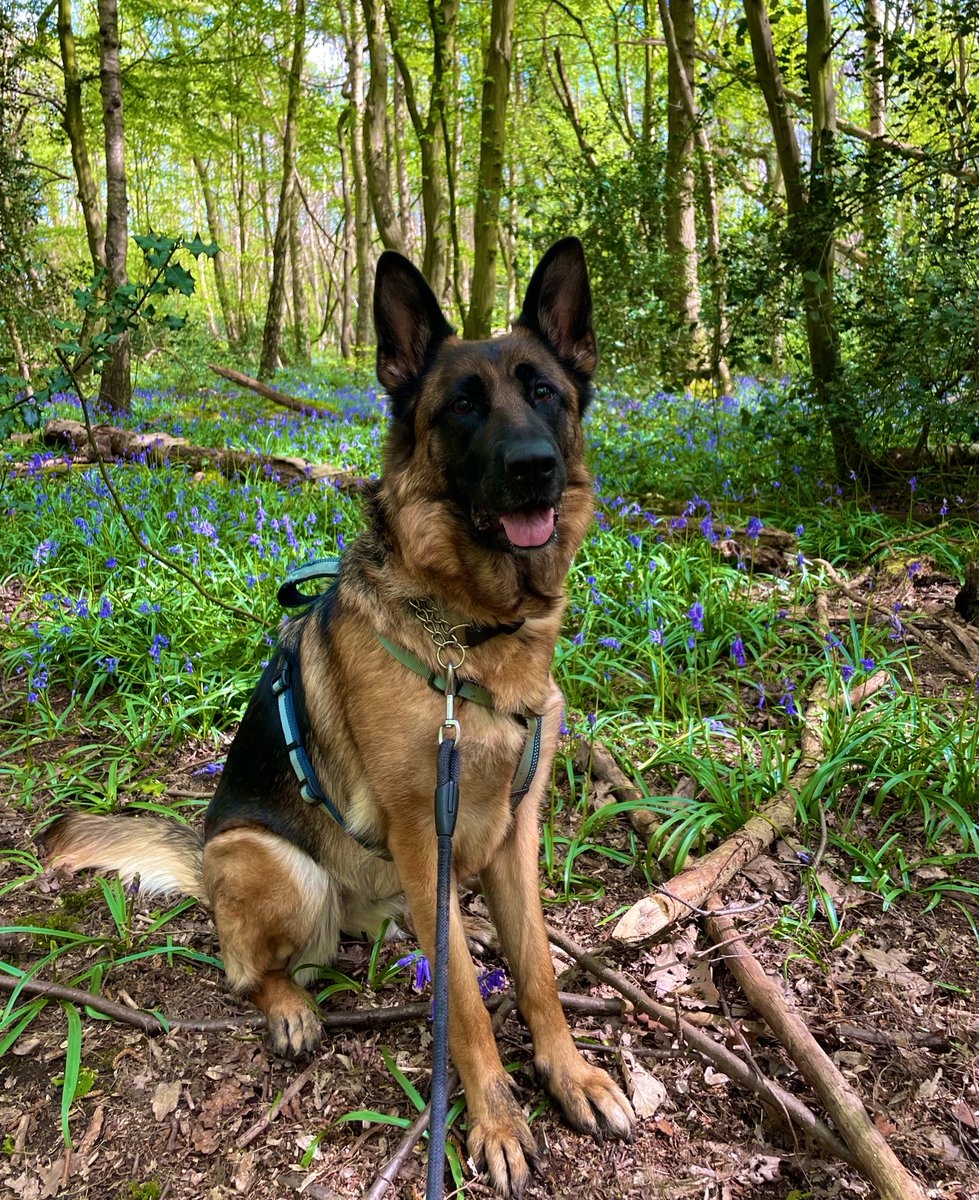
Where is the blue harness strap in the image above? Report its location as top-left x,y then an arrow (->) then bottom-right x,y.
273,558 -> 543,847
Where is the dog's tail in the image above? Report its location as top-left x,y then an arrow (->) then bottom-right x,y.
44,813 -> 205,900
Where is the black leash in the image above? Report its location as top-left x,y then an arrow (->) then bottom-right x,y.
427,666 -> 461,1200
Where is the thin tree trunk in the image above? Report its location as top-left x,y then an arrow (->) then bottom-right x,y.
662,0 -> 705,384
464,0 -> 516,339
658,0 -> 732,394
337,110 -> 355,359
259,0 -> 306,379
57,0 -> 105,274
744,0 -> 853,477
862,0 -> 886,271
192,154 -> 238,346
97,0 -> 130,415
339,0 -> 372,352
290,186 -> 311,364
361,0 -> 407,254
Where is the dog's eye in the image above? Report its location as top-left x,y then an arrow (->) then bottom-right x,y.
450,396 -> 474,416
532,383 -> 554,402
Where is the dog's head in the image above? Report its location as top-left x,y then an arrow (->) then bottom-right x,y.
373,240 -> 595,593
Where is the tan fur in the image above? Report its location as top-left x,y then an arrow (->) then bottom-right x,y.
44,242 -> 635,1197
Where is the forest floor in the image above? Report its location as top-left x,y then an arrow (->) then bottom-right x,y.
1,574 -> 978,1200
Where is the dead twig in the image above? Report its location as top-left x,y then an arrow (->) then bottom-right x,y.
0,972 -> 621,1036
362,1000 -> 516,1200
545,924 -> 853,1165
706,901 -> 927,1200
236,1058 -> 321,1149
814,557 -> 975,681
208,362 -> 339,419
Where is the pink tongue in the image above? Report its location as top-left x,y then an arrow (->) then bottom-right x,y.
501,508 -> 555,548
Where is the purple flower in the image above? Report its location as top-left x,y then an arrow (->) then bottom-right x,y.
687,602 -> 704,633
478,968 -> 508,998
598,637 -> 621,650
98,596 -> 113,619
745,517 -> 763,540
841,664 -> 855,682
860,657 -> 875,671
700,514 -> 716,544
193,762 -> 224,776
908,562 -> 921,578
649,627 -> 663,645
148,633 -> 170,662
105,556 -> 117,569
909,476 -> 917,493
395,950 -> 431,992
731,637 -> 746,667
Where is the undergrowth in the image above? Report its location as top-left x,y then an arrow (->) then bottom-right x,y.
1,374 -> 978,1154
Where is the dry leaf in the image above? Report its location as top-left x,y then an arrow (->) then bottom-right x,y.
859,947 -> 933,998
151,1079 -> 182,1121
625,1061 -> 667,1118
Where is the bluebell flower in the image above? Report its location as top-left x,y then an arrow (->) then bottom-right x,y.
687,602 -> 704,633
860,657 -> 875,671
149,633 -> 170,661
745,516 -> 763,540
98,596 -> 113,619
598,637 -> 621,650
731,637 -> 746,667
649,627 -> 663,645
105,556 -> 117,569
841,664 -> 855,682
478,968 -> 508,998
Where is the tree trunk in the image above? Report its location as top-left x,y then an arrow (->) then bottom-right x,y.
337,107 -> 355,360
192,154 -> 238,346
57,0 -> 105,275
259,0 -> 306,379
862,0 -> 886,271
97,0 -> 131,415
743,0 -> 853,477
338,0 -> 372,352
658,0 -> 732,394
361,0 -> 407,254
464,0 -> 516,339
662,0 -> 705,384
290,185 -> 311,364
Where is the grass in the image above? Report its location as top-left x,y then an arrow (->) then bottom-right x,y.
1,371 -> 978,1155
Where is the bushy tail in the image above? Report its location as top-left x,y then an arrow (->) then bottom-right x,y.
44,813 -> 205,900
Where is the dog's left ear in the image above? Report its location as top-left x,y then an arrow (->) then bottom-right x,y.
374,252 -> 453,405
515,237 -> 597,379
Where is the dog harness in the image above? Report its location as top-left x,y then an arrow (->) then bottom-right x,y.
273,558 -> 543,851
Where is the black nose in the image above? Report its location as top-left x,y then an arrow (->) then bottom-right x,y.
503,437 -> 558,482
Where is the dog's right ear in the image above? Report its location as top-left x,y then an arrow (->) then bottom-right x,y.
374,253 -> 453,406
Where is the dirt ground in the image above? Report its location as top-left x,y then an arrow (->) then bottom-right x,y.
2,559 -> 978,1199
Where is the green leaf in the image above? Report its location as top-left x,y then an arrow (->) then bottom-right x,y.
163,264 -> 196,296
59,1001 -> 83,1147
183,233 -> 219,258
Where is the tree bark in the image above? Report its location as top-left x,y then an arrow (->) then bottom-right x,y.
259,0 -> 306,379
658,0 -> 732,394
662,0 -> 705,383
192,154 -> 238,346
338,0 -> 372,352
57,0 -> 105,275
743,0 -> 853,477
289,183 -> 311,364
361,0 -> 407,254
97,0 -> 131,415
464,0 -> 516,339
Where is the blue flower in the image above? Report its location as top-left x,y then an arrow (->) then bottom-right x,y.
859,657 -> 875,671
598,637 -> 621,650
731,637 -> 746,667
687,602 -> 704,633
149,633 -> 170,662
841,664 -> 855,682
649,627 -> 663,645
478,968 -> 508,998
745,516 -> 763,540
98,596 -> 113,619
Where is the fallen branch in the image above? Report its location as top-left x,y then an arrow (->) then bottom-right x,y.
0,972 -> 621,1036
545,924 -> 852,1164
236,1057 -> 320,1148
706,903 -> 927,1200
207,362 -> 339,420
815,557 -> 975,682
612,670 -> 890,942
574,737 -> 680,841
40,418 -> 359,488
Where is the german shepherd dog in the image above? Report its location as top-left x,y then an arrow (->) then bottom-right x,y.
46,238 -> 635,1195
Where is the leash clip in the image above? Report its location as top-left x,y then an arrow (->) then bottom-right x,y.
438,661 -> 461,746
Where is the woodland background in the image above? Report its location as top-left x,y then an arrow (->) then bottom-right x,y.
1,0 -> 978,473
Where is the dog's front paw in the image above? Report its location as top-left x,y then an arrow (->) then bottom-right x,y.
253,975 -> 322,1059
467,1081 -> 539,1198
539,1055 -> 635,1142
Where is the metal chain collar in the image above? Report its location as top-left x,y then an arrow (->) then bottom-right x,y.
407,597 -> 468,670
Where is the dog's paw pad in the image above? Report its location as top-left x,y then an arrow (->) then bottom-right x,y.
543,1059 -> 636,1142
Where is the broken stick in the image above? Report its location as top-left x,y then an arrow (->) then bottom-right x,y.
706,902 -> 927,1200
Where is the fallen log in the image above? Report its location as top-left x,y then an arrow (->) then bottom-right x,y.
39,418 -> 362,488
612,670 -> 889,943
208,362 -> 338,419
707,902 -> 928,1200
